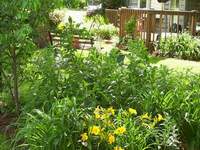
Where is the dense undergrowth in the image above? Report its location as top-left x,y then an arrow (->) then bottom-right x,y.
1,1 -> 200,149
9,40 -> 200,150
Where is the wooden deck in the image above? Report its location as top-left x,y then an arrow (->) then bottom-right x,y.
105,8 -> 200,50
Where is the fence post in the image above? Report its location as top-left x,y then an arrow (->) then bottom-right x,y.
191,11 -> 197,36
119,8 -> 123,37
146,11 -> 152,50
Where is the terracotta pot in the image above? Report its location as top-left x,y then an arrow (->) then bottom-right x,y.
105,40 -> 113,44
73,37 -> 80,49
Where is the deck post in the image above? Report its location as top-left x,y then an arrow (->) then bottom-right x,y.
146,11 -> 152,50
119,8 -> 123,37
191,11 -> 197,36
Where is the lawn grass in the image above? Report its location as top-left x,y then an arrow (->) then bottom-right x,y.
150,56 -> 200,74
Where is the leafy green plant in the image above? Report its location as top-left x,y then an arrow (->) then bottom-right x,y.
13,103 -> 179,150
159,33 -> 200,60
92,24 -> 118,39
125,17 -> 137,39
64,0 -> 87,9
0,0 -> 64,113
85,14 -> 109,25
81,106 -> 179,150
13,98 -> 85,150
10,36 -> 200,150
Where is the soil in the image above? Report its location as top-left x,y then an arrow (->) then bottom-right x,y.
0,113 -> 17,137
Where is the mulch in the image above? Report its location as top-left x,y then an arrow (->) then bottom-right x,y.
0,113 -> 17,137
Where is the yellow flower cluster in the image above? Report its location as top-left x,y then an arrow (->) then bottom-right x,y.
81,133 -> 88,142
80,106 -> 165,150
94,106 -> 115,120
114,126 -> 126,135
140,113 -> 165,129
128,108 -> 137,115
90,125 -> 101,135
141,113 -> 151,120
108,133 -> 115,144
154,114 -> 164,123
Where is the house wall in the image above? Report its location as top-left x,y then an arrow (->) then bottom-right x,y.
150,0 -> 162,10
127,0 -> 200,11
128,0 -> 139,8
186,0 -> 200,11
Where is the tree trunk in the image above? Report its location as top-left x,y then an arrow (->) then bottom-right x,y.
12,48 -> 20,114
0,63 -> 2,92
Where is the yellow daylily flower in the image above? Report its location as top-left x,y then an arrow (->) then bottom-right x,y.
90,126 -> 101,136
114,126 -> 126,135
57,22 -> 65,31
95,113 -> 101,119
107,107 -> 115,116
141,113 -> 151,120
154,114 -> 164,123
80,133 -> 88,141
128,108 -> 137,115
114,146 -> 124,150
94,106 -> 101,114
108,133 -> 115,144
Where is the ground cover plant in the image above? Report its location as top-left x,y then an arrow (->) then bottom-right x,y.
158,33 -> 200,60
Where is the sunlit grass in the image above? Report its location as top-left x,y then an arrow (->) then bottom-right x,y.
150,56 -> 200,74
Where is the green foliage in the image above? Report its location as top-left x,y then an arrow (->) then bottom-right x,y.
0,134 -> 11,150
13,103 -> 179,150
102,0 -> 127,9
0,0 -> 64,113
159,33 -> 200,60
1,2 -> 200,148
84,15 -> 117,39
92,24 -> 118,39
14,98 -> 85,150
85,14 -> 109,25
125,17 -> 137,39
65,0 -> 87,9
13,38 -> 200,149
82,106 -> 179,150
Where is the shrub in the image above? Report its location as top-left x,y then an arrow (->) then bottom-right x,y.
159,33 -> 200,60
125,17 -> 137,39
92,24 -> 118,39
15,39 -> 200,149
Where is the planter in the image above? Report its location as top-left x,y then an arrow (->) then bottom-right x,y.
105,40 -> 113,44
72,37 -> 80,49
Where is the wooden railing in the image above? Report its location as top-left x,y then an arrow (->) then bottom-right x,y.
106,8 -> 200,50
105,9 -> 119,27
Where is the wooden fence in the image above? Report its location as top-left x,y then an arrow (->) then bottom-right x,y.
105,9 -> 119,27
106,8 -> 200,50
